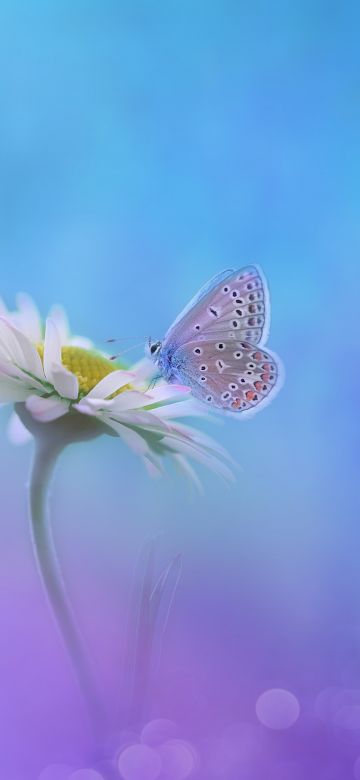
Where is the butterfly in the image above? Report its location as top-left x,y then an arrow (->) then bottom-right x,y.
148,266 -> 284,415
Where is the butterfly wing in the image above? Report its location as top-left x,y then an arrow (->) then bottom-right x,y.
163,266 -> 270,349
172,339 -> 284,415
164,269 -> 234,339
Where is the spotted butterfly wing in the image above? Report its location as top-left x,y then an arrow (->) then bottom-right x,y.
172,339 -> 283,414
163,266 -> 270,348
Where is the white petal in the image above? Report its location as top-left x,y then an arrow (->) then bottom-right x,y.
73,399 -> 96,416
48,305 -> 70,344
85,369 -> 134,399
0,378 -> 31,402
0,318 -> 43,378
43,318 -> 62,383
43,319 -> 79,398
103,418 -> 150,454
170,420 -> 234,462
0,357 -> 28,381
111,409 -> 169,433
47,305 -> 93,349
74,397 -> 122,417
0,318 -> 45,380
0,357 -> 48,392
26,394 -> 70,422
172,453 -> 203,492
76,397 -> 163,420
69,335 -> 93,349
7,412 -> 33,445
51,362 -> 79,400
15,293 -> 42,342
75,402 -> 170,435
146,384 -> 191,404
0,318 -> 27,365
143,456 -> 164,478
151,399 -> 207,419
162,436 -> 234,482
107,389 -> 153,412
129,357 -> 157,384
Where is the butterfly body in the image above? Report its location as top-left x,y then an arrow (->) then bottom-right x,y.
149,266 -> 283,416
153,342 -> 181,383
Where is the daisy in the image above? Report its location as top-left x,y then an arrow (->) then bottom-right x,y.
0,294 -> 233,737
0,295 -> 233,481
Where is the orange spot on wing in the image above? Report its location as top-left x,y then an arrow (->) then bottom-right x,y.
261,373 -> 270,382
254,380 -> 263,391
253,351 -> 262,361
246,390 -> 256,401
231,397 -> 242,409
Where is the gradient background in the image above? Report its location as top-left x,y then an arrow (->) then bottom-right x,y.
0,2 -> 359,779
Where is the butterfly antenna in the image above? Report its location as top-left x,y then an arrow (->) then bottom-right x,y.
109,341 -> 144,360
105,336 -> 146,344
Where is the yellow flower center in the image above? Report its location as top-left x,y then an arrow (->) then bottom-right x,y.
37,344 -> 127,397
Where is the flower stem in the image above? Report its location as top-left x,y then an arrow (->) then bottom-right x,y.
29,437 -> 105,738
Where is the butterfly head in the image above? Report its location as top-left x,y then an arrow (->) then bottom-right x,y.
148,338 -> 162,363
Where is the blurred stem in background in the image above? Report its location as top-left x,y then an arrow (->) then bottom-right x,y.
122,538 -> 182,726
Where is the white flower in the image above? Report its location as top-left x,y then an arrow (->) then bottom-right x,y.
0,292 -> 92,348
0,295 -> 233,483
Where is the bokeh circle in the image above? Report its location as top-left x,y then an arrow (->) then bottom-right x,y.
141,719 -> 178,747
256,688 -> 300,729
158,739 -> 196,780
118,743 -> 162,780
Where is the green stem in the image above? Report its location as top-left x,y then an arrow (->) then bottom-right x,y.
29,437 -> 105,737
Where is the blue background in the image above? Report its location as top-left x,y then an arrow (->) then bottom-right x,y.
0,2 -> 359,779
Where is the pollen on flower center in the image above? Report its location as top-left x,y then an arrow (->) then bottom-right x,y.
37,344 -> 127,396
